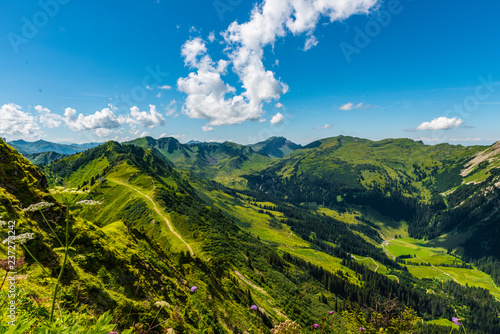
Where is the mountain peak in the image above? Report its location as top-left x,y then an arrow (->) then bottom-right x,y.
250,136 -> 301,158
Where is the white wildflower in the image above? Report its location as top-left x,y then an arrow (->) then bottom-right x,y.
76,199 -> 102,206
19,233 -> 35,240
2,232 -> 35,245
154,301 -> 170,308
23,202 -> 54,212
50,188 -> 87,195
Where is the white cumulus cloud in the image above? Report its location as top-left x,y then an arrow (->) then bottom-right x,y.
65,107 -> 125,132
35,105 -> 63,128
315,123 -> 333,130
304,34 -> 319,51
0,103 -> 42,139
181,38 -> 209,68
270,112 -> 285,124
127,105 -> 166,128
339,102 -> 371,111
165,100 -> 179,117
416,117 -> 465,131
178,38 -> 265,129
202,125 -> 215,132
178,0 -> 378,130
208,31 -> 216,42
160,133 -> 186,141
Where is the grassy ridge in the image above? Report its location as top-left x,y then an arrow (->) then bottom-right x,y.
3,136 -> 500,332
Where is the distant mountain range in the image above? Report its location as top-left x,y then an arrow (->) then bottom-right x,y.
8,139 -> 102,155
124,136 -> 302,186
10,137 -> 301,166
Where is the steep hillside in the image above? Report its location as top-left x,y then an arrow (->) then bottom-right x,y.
1,140 -> 309,332
25,151 -> 69,165
3,138 -> 500,333
0,138 -> 51,204
127,136 -> 273,188
245,136 -> 483,222
244,136 -> 500,280
43,141 -> 373,331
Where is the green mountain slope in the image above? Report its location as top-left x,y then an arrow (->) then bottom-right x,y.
49,140 -> 500,332
41,141 -> 380,331
249,136 -> 302,158
3,137 -> 500,333
244,136 -> 500,283
1,140 -> 301,332
25,151 -> 69,165
126,136 -> 274,188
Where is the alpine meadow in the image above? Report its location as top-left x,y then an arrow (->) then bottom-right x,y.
1,0 -> 500,333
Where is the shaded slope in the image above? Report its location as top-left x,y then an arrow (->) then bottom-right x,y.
244,136 -> 500,258
126,136 -> 273,188
25,151 -> 69,165
249,136 -> 302,158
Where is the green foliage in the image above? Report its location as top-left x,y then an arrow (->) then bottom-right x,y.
25,152 -> 69,166
2,136 -> 500,333
0,309 -> 132,334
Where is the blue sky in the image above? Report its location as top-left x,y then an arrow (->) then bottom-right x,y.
1,0 -> 499,146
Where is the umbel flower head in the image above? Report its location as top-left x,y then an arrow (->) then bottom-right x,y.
50,187 -> 87,195
2,233 -> 35,245
154,301 -> 170,308
76,199 -> 102,206
23,202 -> 54,212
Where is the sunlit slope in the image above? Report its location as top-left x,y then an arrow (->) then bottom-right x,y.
20,138 -> 500,332
1,139 -> 291,332
42,141 -> 364,330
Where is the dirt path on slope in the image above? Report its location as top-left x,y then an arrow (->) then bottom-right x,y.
381,242 -> 396,260
234,270 -> 268,295
416,256 -> 459,284
351,254 -> 380,272
111,178 -> 194,256
386,275 -> 400,283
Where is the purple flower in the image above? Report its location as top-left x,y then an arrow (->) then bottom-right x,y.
108,332 -> 118,334
329,310 -> 334,315
190,286 -> 197,293
360,327 -> 366,331
251,305 -> 258,310
452,317 -> 462,326
314,324 -> 319,329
